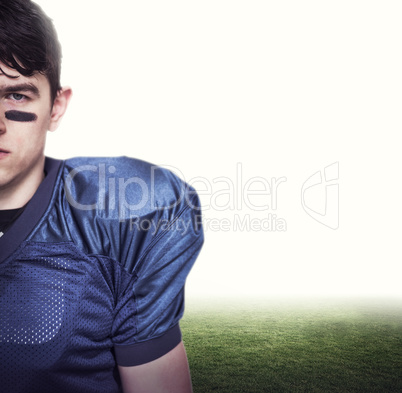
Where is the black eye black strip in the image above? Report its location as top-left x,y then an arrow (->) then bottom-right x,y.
5,110 -> 38,122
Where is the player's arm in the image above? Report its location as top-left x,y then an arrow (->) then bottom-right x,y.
118,341 -> 193,393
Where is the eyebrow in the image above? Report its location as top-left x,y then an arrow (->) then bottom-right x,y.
0,83 -> 40,97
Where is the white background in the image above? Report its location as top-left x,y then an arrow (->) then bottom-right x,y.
37,0 -> 401,298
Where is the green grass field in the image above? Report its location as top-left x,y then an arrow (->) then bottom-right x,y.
181,298 -> 402,393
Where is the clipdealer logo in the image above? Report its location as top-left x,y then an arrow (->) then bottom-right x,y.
64,162 -> 288,233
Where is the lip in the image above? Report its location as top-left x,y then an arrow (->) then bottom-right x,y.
0,149 -> 10,159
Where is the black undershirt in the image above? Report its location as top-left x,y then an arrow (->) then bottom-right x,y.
0,206 -> 26,235
0,172 -> 45,237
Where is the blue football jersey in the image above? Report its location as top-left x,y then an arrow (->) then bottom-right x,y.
0,157 -> 204,393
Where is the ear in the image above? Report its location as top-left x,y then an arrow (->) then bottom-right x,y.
48,87 -> 73,132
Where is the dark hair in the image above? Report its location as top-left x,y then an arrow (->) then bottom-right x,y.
0,0 -> 62,103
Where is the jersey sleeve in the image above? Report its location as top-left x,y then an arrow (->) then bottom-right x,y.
111,184 -> 204,366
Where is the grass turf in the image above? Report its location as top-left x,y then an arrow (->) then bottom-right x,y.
181,298 -> 402,393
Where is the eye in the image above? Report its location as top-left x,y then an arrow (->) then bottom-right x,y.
10,93 -> 26,101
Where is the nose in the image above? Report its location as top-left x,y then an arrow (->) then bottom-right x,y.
0,113 -> 6,135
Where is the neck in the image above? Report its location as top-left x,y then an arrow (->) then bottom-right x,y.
0,157 -> 46,210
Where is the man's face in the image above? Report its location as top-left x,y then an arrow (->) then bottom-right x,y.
0,62 -> 54,195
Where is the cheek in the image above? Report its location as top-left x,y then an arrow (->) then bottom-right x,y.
5,107 -> 51,133
9,116 -> 50,152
